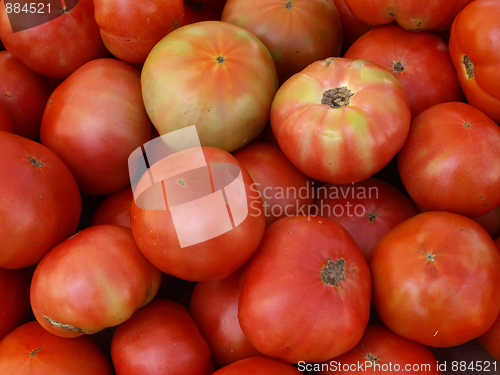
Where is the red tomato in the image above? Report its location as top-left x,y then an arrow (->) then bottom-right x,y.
0,321 -> 113,374
111,299 -> 212,375
233,141 -> 314,227
40,58 -> 152,196
189,266 -> 261,368
91,185 -> 133,228
0,101 -> 14,133
315,324 -> 440,374
212,356 -> 302,374
332,0 -> 375,47
397,102 -> 500,218
0,0 -> 109,79
238,215 -> 372,363
0,51 -> 51,139
315,177 -> 417,261
343,0 -> 469,31
0,131 -> 81,269
130,146 -> 265,282
343,23 -> 464,119
270,57 -> 411,185
370,211 -> 500,347
141,20 -> 279,153
448,0 -> 500,123
221,0 -> 343,84
0,268 -> 31,341
94,0 -> 184,65
30,225 -> 162,338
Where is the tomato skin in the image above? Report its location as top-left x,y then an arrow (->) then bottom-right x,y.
397,102 -> 500,218
212,356 -> 302,374
0,101 -> 14,133
0,131 -> 81,269
343,23 -> 464,119
141,20 -> 279,153
238,215 -> 372,364
0,268 -> 31,341
270,57 -> 411,185
91,185 -> 133,228
110,299 -> 212,375
40,58 -> 152,196
183,0 -> 220,25
0,0 -> 109,79
221,0 -> 343,84
370,211 -> 500,347
448,0 -> 500,123
30,225 -> 162,338
0,51 -> 51,139
0,321 -> 114,374
331,0 -> 375,48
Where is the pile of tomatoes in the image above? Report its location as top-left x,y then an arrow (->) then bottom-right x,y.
1,0 -> 500,374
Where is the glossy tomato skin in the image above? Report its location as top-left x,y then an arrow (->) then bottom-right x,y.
40,58 -> 152,196
0,131 -> 81,269
332,0 -> 375,48
221,0 -> 342,84
0,268 -> 31,341
316,324 -> 440,374
238,215 -> 372,364
91,185 -> 133,228
130,146 -> 266,282
0,101 -> 14,133
30,225 -> 162,338
370,211 -> 500,347
0,321 -> 113,375
0,0 -> 109,79
344,23 -> 464,119
270,57 -> 411,185
397,102 -> 500,218
111,299 -> 212,375
449,0 -> 500,123
0,51 -> 51,139
189,266 -> 261,368
141,20 -> 279,153
212,356 -> 302,374
94,0 -> 184,64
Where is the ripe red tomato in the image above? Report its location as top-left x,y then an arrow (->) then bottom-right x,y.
397,102 -> 500,218
30,225 -> 162,338
40,58 -> 152,196
189,265 -> 261,368
141,20 -> 279,153
343,23 -> 464,119
270,57 -> 411,185
238,215 -> 372,363
0,321 -> 113,374
0,268 -> 31,341
0,0 -> 109,79
91,185 -> 133,228
448,0 -> 500,123
212,356 -> 303,374
370,211 -> 500,347
111,299 -> 213,375
94,0 -> 185,64
0,131 -> 81,269
221,0 -> 343,84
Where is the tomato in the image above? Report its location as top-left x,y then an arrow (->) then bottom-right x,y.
30,225 -> 162,338
343,23 -> 464,119
91,185 -> 133,228
189,266 -> 261,368
315,177 -> 417,261
315,324 -> 440,374
0,51 -> 51,139
40,58 -> 152,196
448,0 -> 500,123
0,0 -> 109,79
0,131 -> 81,269
94,0 -> 184,65
212,356 -> 302,374
221,0 -> 342,84
331,0 -> 375,48
398,102 -> 500,218
233,141 -> 314,227
130,145 -> 265,282
0,101 -> 14,133
0,268 -> 31,341
370,211 -> 500,347
343,0 -> 469,31
141,20 -> 279,153
270,57 -> 411,185
183,0 -> 220,25
238,215 -> 372,363
0,321 -> 113,374
111,299 -> 213,375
